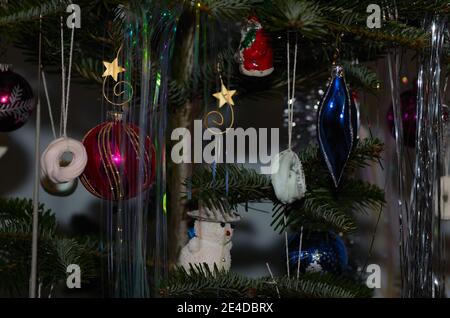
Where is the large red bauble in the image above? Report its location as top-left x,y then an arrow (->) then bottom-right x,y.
80,119 -> 155,201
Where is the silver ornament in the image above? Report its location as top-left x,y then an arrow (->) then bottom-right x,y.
41,175 -> 78,197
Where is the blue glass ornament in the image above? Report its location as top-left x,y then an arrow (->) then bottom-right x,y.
317,66 -> 354,187
288,231 -> 348,274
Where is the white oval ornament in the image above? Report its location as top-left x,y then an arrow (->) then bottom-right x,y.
41,137 -> 87,183
271,149 -> 306,204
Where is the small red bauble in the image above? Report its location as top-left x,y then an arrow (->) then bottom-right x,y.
80,116 -> 155,201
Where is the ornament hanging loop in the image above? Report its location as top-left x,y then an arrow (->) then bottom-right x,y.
332,33 -> 343,66
204,60 -> 236,135
216,62 -> 224,84
101,44 -> 133,109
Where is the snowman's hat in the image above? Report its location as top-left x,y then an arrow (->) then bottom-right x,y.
187,206 -> 241,223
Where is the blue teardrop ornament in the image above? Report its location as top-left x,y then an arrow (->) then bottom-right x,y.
317,66 -> 354,187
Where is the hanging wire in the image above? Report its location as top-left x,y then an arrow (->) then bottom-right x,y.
42,15 -> 76,140
60,16 -> 66,137
29,13 -> 43,299
284,30 -> 299,278
41,70 -> 57,139
63,18 -> 76,137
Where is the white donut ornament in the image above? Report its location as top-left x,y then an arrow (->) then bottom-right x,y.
271,149 -> 306,204
41,137 -> 88,183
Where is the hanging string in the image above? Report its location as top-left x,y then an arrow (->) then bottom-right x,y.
44,15 -> 76,140
30,13 -> 43,299
287,33 -> 291,149
284,213 -> 290,278
41,70 -> 57,139
225,167 -> 229,196
287,32 -> 298,150
296,226 -> 303,280
63,18 -> 76,137
60,16 -> 65,137
284,31 -> 299,278
266,262 -> 281,298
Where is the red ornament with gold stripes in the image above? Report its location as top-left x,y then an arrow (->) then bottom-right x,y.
80,113 -> 155,201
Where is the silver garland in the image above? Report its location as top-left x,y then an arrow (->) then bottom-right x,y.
387,47 -> 410,297
407,16 -> 446,298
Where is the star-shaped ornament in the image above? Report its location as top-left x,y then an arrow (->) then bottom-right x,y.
102,57 -> 125,82
212,83 -> 236,108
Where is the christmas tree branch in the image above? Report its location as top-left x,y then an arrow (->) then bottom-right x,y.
187,164 -> 274,211
187,137 -> 385,234
197,0 -> 260,21
161,265 -> 372,298
0,0 -> 69,25
0,198 -> 99,296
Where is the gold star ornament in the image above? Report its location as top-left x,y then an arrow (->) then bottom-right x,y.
102,57 -> 125,82
212,81 -> 236,108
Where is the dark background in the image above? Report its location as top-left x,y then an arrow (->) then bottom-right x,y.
1,45 -> 450,297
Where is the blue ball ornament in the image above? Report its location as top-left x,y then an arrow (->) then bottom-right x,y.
288,231 -> 348,274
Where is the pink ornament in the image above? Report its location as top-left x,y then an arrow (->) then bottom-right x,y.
0,65 -> 35,132
387,89 -> 417,148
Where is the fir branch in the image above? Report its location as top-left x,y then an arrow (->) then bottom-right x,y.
0,0 -> 69,25
271,178 -> 385,234
300,137 -> 384,186
161,266 -> 372,298
271,193 -> 358,234
341,61 -> 379,90
188,164 -> 274,212
338,180 -> 385,214
0,198 -> 55,237
260,0 -> 326,37
73,58 -> 103,84
199,0 -> 260,21
187,138 -> 385,233
328,20 -> 427,50
0,198 -> 99,296
40,237 -> 99,284
188,139 -> 385,203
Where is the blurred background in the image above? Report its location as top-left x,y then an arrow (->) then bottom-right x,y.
1,44 -> 449,298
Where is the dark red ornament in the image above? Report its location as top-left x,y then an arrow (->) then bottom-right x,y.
386,89 -> 417,148
237,16 -> 274,77
80,114 -> 155,201
0,65 -> 35,132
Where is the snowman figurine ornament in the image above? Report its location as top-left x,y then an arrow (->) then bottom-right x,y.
178,206 -> 241,273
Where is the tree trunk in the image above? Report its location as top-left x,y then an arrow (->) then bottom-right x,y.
167,12 -> 196,264
168,102 -> 194,264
